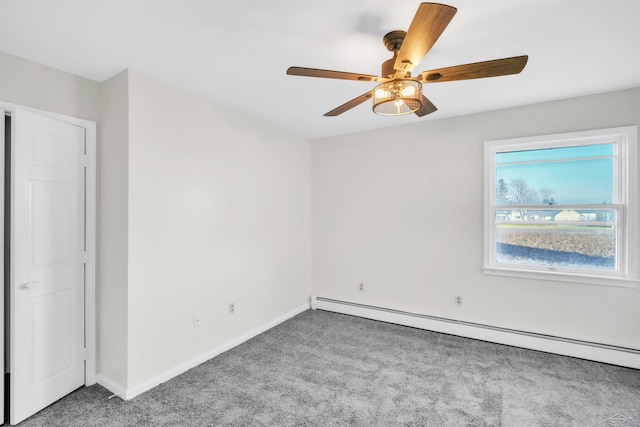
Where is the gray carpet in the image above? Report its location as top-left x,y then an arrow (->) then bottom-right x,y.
17,309 -> 640,426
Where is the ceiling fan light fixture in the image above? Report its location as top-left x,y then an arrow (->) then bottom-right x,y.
372,80 -> 422,116
287,3 -> 527,118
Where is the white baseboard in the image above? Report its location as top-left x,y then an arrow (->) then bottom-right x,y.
96,374 -> 126,400
109,303 -> 310,400
312,296 -> 640,370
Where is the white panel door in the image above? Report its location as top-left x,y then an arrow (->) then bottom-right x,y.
10,109 -> 85,425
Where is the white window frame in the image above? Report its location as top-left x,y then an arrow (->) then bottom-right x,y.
483,126 -> 638,287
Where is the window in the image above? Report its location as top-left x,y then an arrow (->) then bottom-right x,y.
483,126 -> 638,287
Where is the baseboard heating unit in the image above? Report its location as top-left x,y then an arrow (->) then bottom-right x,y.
311,296 -> 640,370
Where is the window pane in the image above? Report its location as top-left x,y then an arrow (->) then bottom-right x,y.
495,144 -> 614,205
495,223 -> 616,270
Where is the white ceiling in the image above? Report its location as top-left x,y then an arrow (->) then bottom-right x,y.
1,0 -> 639,139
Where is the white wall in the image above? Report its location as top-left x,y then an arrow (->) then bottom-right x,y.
312,88 -> 640,350
2,51 -> 312,395
0,51 -> 130,390
4,46 -> 638,392
0,51 -> 101,122
126,71 -> 311,390
98,70 -> 130,388
0,50 -> 124,381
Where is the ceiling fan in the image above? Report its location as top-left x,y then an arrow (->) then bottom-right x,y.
286,2 -> 528,117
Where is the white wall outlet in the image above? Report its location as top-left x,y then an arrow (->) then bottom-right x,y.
228,302 -> 235,315
359,283 -> 364,291
193,312 -> 201,327
455,296 -> 462,306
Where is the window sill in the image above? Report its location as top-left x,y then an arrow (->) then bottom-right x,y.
482,266 -> 638,288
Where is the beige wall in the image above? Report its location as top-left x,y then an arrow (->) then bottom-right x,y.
311,88 -> 640,350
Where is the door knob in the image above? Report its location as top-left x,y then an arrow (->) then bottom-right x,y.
18,281 -> 35,290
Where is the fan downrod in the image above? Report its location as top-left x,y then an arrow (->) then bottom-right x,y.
381,30 -> 407,78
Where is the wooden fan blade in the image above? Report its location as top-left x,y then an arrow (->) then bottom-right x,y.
287,67 -> 385,82
419,55 -> 529,83
324,92 -> 373,116
393,3 -> 457,76
414,94 -> 437,117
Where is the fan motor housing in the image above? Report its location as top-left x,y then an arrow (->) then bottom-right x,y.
382,30 -> 407,77
381,58 -> 397,78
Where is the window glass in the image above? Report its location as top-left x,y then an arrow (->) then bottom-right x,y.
495,222 -> 616,271
495,143 -> 614,205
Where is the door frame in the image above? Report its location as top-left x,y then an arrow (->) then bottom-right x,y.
0,101 -> 97,386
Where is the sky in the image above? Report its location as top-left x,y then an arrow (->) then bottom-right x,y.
495,143 -> 614,205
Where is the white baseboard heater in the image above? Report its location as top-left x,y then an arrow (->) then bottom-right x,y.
311,296 -> 640,370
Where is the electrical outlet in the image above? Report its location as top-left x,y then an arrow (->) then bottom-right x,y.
193,312 -> 201,327
455,296 -> 462,306
228,302 -> 235,315
359,283 -> 364,291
